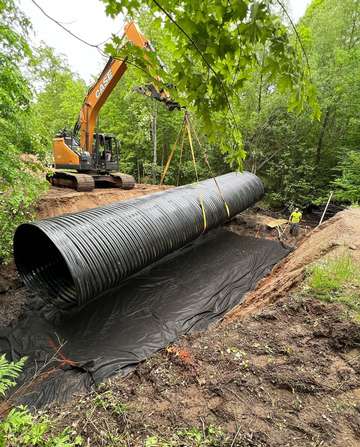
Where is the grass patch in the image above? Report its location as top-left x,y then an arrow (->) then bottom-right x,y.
306,255 -> 360,321
308,256 -> 358,293
93,389 -> 129,416
144,425 -> 232,446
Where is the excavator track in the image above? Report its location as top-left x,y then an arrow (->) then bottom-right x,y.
50,171 -> 95,192
110,173 -> 136,190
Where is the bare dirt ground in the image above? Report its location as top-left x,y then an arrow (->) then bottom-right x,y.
0,263 -> 27,328
51,296 -> 360,447
36,183 -> 171,219
45,208 -> 360,447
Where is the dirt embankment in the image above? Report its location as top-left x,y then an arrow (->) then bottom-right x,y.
36,184 -> 171,219
225,207 -> 360,322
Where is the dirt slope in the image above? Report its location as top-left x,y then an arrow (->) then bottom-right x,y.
52,297 -> 360,447
225,207 -> 360,322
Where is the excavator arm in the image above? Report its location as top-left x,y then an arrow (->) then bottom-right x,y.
51,21 -> 180,192
76,21 -> 179,154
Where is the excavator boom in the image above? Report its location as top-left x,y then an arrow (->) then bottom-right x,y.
77,21 -> 178,153
78,56 -> 127,153
51,21 -> 179,192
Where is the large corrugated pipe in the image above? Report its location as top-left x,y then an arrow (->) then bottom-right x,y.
14,172 -> 264,308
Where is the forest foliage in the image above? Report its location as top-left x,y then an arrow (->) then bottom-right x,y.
0,0 -> 48,262
1,0 -> 360,262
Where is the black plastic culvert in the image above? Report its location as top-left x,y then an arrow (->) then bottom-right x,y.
14,172 -> 264,308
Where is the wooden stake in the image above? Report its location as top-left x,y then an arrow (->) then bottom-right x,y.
318,191 -> 334,227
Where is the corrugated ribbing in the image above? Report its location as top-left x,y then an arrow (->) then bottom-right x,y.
14,172 -> 264,307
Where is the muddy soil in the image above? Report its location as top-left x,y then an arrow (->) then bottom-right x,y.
50,295 -> 360,447
0,263 -> 29,328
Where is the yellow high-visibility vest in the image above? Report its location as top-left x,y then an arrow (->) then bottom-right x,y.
290,211 -> 302,223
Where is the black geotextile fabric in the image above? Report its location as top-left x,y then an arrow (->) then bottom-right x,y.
0,229 -> 290,408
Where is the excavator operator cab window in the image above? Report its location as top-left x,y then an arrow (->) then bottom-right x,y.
93,133 -> 119,171
104,137 -> 112,162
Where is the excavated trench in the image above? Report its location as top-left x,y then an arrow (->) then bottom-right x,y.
2,172 -> 291,408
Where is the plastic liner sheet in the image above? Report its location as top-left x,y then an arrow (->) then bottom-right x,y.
0,230 -> 290,408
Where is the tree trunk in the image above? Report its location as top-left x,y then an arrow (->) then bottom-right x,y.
137,159 -> 141,183
257,46 -> 266,114
152,108 -> 157,183
257,71 -> 263,114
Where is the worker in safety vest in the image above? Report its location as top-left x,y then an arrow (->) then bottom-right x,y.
289,208 -> 302,236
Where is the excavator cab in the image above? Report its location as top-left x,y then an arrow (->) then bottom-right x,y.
92,133 -> 120,173
89,133 -> 135,190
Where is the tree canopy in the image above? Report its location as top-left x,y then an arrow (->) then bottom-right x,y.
102,0 -> 319,165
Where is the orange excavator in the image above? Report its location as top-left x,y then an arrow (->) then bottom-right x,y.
50,21 -> 180,192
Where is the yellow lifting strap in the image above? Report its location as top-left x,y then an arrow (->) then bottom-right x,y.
176,127 -> 186,186
185,114 -> 207,232
186,116 -> 231,218
185,115 -> 199,182
160,118 -> 186,186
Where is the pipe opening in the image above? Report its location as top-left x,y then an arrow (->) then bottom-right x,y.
14,224 -> 77,305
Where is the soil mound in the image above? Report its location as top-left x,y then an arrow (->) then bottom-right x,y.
225,207 -> 360,321
36,184 -> 170,219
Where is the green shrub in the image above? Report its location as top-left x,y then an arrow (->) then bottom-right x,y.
0,355 -> 27,398
0,0 -> 50,264
0,355 -> 82,447
0,145 -> 48,263
333,151 -> 360,204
